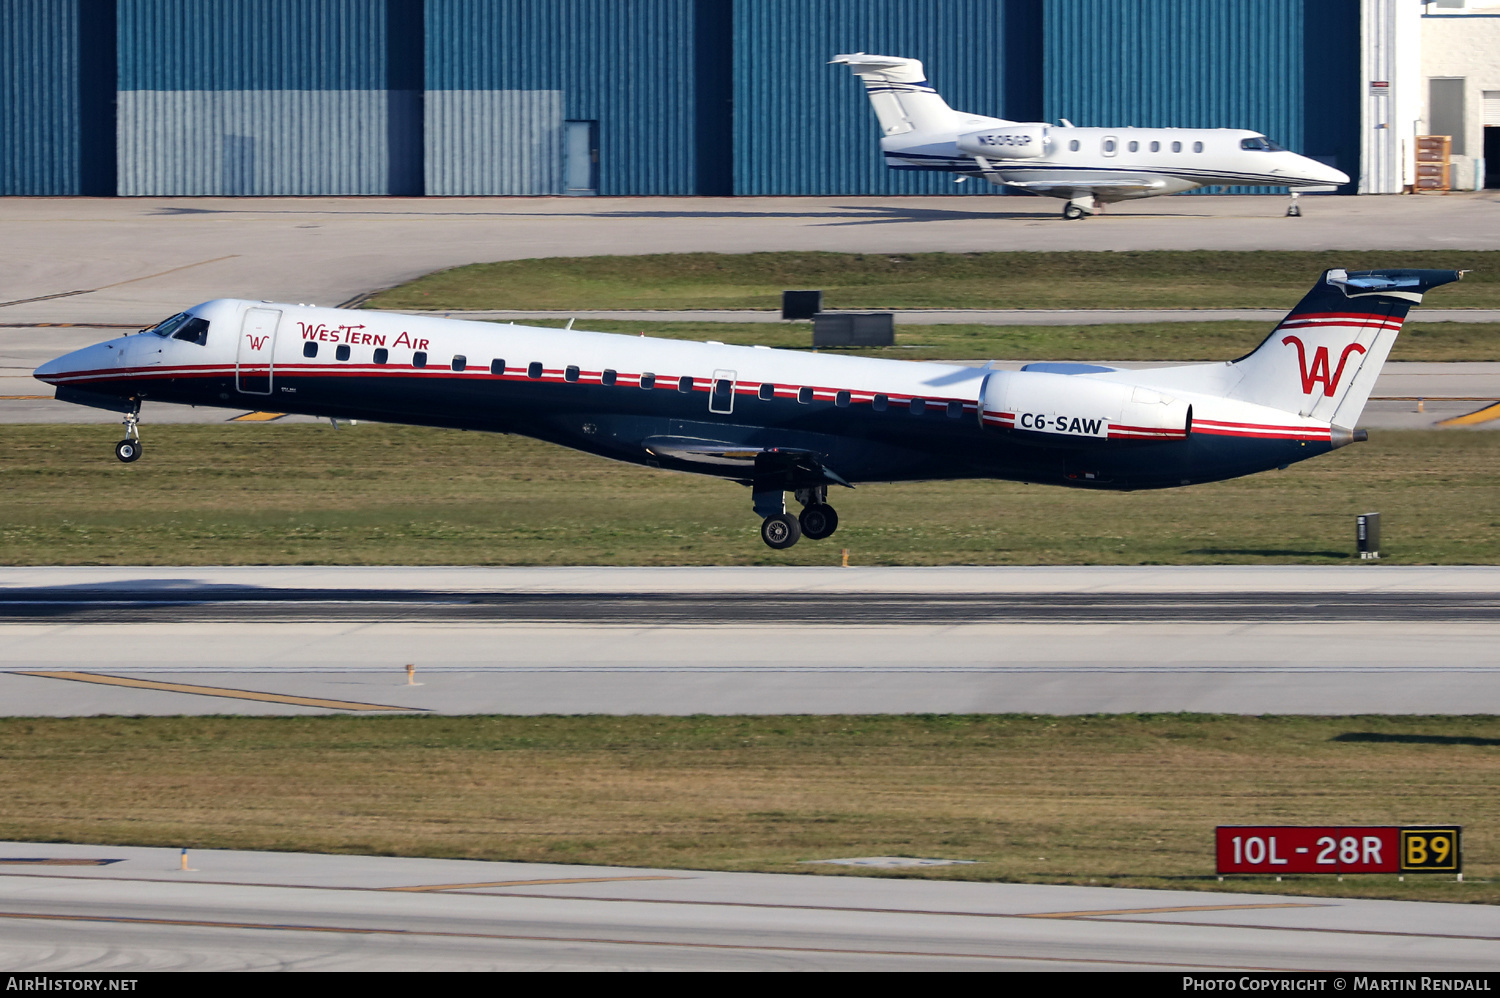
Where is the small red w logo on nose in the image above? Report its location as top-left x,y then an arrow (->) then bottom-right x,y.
1282,336 -> 1366,396
247,334 -> 270,351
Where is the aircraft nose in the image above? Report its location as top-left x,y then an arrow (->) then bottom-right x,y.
33,342 -> 116,385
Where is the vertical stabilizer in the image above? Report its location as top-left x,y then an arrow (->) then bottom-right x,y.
829,52 -> 978,136
1226,269 -> 1463,426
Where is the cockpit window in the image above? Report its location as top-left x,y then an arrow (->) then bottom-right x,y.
1240,136 -> 1285,151
172,317 -> 210,345
150,312 -> 190,337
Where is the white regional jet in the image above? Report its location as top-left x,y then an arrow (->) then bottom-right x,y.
831,53 -> 1350,218
34,269 -> 1460,549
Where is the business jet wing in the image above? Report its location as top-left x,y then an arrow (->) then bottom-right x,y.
643,436 -> 852,487
1003,179 -> 1171,196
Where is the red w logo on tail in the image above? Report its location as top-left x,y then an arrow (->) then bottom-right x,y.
1282,336 -> 1366,396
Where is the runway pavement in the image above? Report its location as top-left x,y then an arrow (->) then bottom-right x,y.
4,566 -> 1500,716
0,841 -> 1492,971
2,194 -> 1496,327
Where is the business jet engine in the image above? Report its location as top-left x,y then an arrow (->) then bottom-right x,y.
955,124 -> 1049,159
978,369 -> 1192,443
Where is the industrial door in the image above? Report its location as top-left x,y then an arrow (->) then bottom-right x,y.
236,307 -> 280,395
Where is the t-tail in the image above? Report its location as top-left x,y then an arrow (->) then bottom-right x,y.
1223,268 -> 1464,428
828,52 -> 987,137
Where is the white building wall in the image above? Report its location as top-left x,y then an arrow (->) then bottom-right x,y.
1420,3 -> 1500,190
1361,0 -> 1424,193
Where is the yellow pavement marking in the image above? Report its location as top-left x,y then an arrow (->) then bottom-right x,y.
1022,902 -> 1327,919
13,671 -> 420,712
0,395 -> 53,400
1438,401 -> 1500,427
229,411 -> 288,421
385,876 -> 687,892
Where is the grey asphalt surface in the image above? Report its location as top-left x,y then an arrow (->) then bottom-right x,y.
5,567 -> 1500,716
0,841 -> 1492,971
2,194 -> 1496,327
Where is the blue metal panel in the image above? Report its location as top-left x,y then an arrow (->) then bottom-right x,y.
0,0 -> 79,194
1044,0 -> 1310,194
733,0 -> 1035,196
424,0 -> 699,195
118,0 -> 386,90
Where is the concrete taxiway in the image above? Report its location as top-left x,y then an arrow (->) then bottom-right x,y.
0,841 -> 1491,971
4,566 -> 1500,716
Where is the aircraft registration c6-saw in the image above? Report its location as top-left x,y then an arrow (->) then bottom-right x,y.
831,52 -> 1350,219
35,268 -> 1459,550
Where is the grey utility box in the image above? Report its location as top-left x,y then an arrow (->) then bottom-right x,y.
782,290 -> 823,320
1357,512 -> 1381,560
812,312 -> 896,347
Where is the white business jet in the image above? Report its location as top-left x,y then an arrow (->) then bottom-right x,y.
831,52 -> 1349,218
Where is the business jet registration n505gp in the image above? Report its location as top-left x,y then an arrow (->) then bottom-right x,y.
35,268 -> 1460,549
831,52 -> 1350,219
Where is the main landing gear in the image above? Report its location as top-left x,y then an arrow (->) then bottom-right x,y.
114,406 -> 142,463
1061,195 -> 1097,220
755,486 -> 840,550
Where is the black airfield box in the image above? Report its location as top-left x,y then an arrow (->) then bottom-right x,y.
781,290 -> 823,320
812,312 -> 896,347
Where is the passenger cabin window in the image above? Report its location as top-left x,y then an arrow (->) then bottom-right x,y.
1150,140 -> 1160,152
677,375 -> 693,393
758,383 -> 774,400
374,348 -> 388,365
452,354 -> 466,372
640,372 -> 655,389
946,401 -> 963,419
172,317 -> 210,345
1193,141 -> 1204,153
872,393 -> 888,412
303,342 -> 318,358
1068,139 -> 1080,152
1128,140 -> 1139,152
797,386 -> 813,404
713,378 -> 733,399
910,398 -> 926,415
601,369 -> 617,386
336,344 -> 351,362
1102,138 -> 1117,155
412,351 -> 427,369
565,365 -> 580,383
1171,140 -> 1182,152
489,358 -> 504,375
835,391 -> 851,408
527,361 -> 543,379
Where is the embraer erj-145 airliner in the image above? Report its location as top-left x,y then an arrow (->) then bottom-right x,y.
35,268 -> 1459,549
831,52 -> 1350,218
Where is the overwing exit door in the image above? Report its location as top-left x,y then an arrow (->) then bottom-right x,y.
710,369 -> 736,414
237,307 -> 280,395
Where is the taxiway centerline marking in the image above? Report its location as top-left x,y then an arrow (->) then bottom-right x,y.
12,671 -> 422,712
0,256 -> 239,308
0,910 -> 1297,970
1022,902 -> 1326,918
384,876 -> 687,892
1439,401 -> 1500,427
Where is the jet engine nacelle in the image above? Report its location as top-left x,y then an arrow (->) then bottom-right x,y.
955,124 -> 1049,159
978,370 -> 1192,442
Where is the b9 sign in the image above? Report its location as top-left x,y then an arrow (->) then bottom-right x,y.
1215,826 -> 1460,874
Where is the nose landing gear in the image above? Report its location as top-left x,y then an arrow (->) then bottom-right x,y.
114,406 -> 142,463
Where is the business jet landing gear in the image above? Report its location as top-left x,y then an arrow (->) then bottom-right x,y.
795,487 -> 839,541
1286,192 -> 1301,217
1061,195 -> 1096,221
114,407 -> 142,463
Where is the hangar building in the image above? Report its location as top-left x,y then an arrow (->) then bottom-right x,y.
2,0 -> 1495,197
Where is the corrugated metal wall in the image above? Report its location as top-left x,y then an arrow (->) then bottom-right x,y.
732,0 -> 1041,195
1044,0 -> 1308,194
0,0 -> 80,195
424,0 -> 700,195
1,0 -> 1363,197
117,0 -> 392,195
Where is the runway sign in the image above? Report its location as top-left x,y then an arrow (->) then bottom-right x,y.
1216,826 -> 1461,874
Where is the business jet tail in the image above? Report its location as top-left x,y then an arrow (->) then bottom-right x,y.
830,52 -> 986,137
1222,269 -> 1463,427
